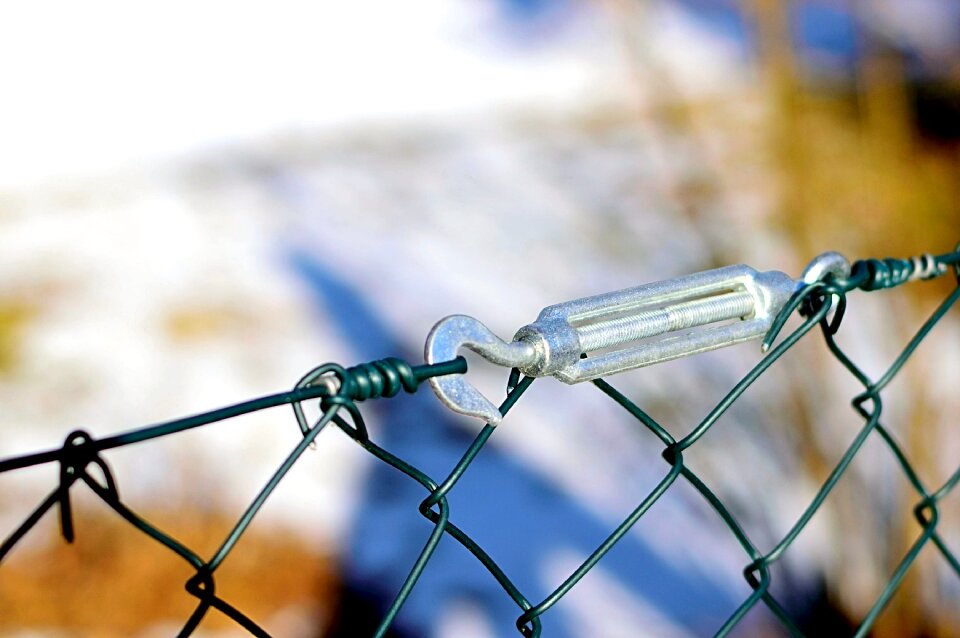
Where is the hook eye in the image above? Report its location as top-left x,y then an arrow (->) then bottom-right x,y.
425,315 -> 537,424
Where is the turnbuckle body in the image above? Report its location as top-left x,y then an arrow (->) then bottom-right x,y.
513,265 -> 793,383
426,253 -> 850,424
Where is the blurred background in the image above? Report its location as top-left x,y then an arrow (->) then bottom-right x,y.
1,1 -> 959,636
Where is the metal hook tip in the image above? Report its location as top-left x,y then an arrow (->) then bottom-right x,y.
801,251 -> 851,285
425,315 -> 536,425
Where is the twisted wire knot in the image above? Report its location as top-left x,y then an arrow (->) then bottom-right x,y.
340,357 -> 419,401
851,255 -> 945,291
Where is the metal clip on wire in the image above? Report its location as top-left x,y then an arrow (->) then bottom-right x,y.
426,252 -> 851,424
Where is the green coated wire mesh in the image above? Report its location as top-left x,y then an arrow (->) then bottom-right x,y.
1,246 -> 959,637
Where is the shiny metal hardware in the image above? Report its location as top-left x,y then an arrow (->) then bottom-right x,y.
426,252 -> 850,424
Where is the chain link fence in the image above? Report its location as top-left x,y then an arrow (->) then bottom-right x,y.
2,247 -> 959,637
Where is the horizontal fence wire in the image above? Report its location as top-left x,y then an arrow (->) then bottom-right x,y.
1,247 -> 959,637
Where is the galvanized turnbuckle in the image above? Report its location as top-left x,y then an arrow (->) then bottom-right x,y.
426,253 -> 850,424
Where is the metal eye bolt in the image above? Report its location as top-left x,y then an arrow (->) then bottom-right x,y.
425,252 -> 851,425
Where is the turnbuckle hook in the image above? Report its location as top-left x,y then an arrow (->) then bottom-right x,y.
426,252 -> 851,424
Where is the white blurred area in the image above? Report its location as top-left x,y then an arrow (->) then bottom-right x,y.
0,0 -> 751,514
2,2 -> 959,637
0,0 -> 741,188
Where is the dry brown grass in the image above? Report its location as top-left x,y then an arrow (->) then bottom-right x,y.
0,497 -> 337,637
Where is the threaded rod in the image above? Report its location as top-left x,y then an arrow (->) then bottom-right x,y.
576,290 -> 755,352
